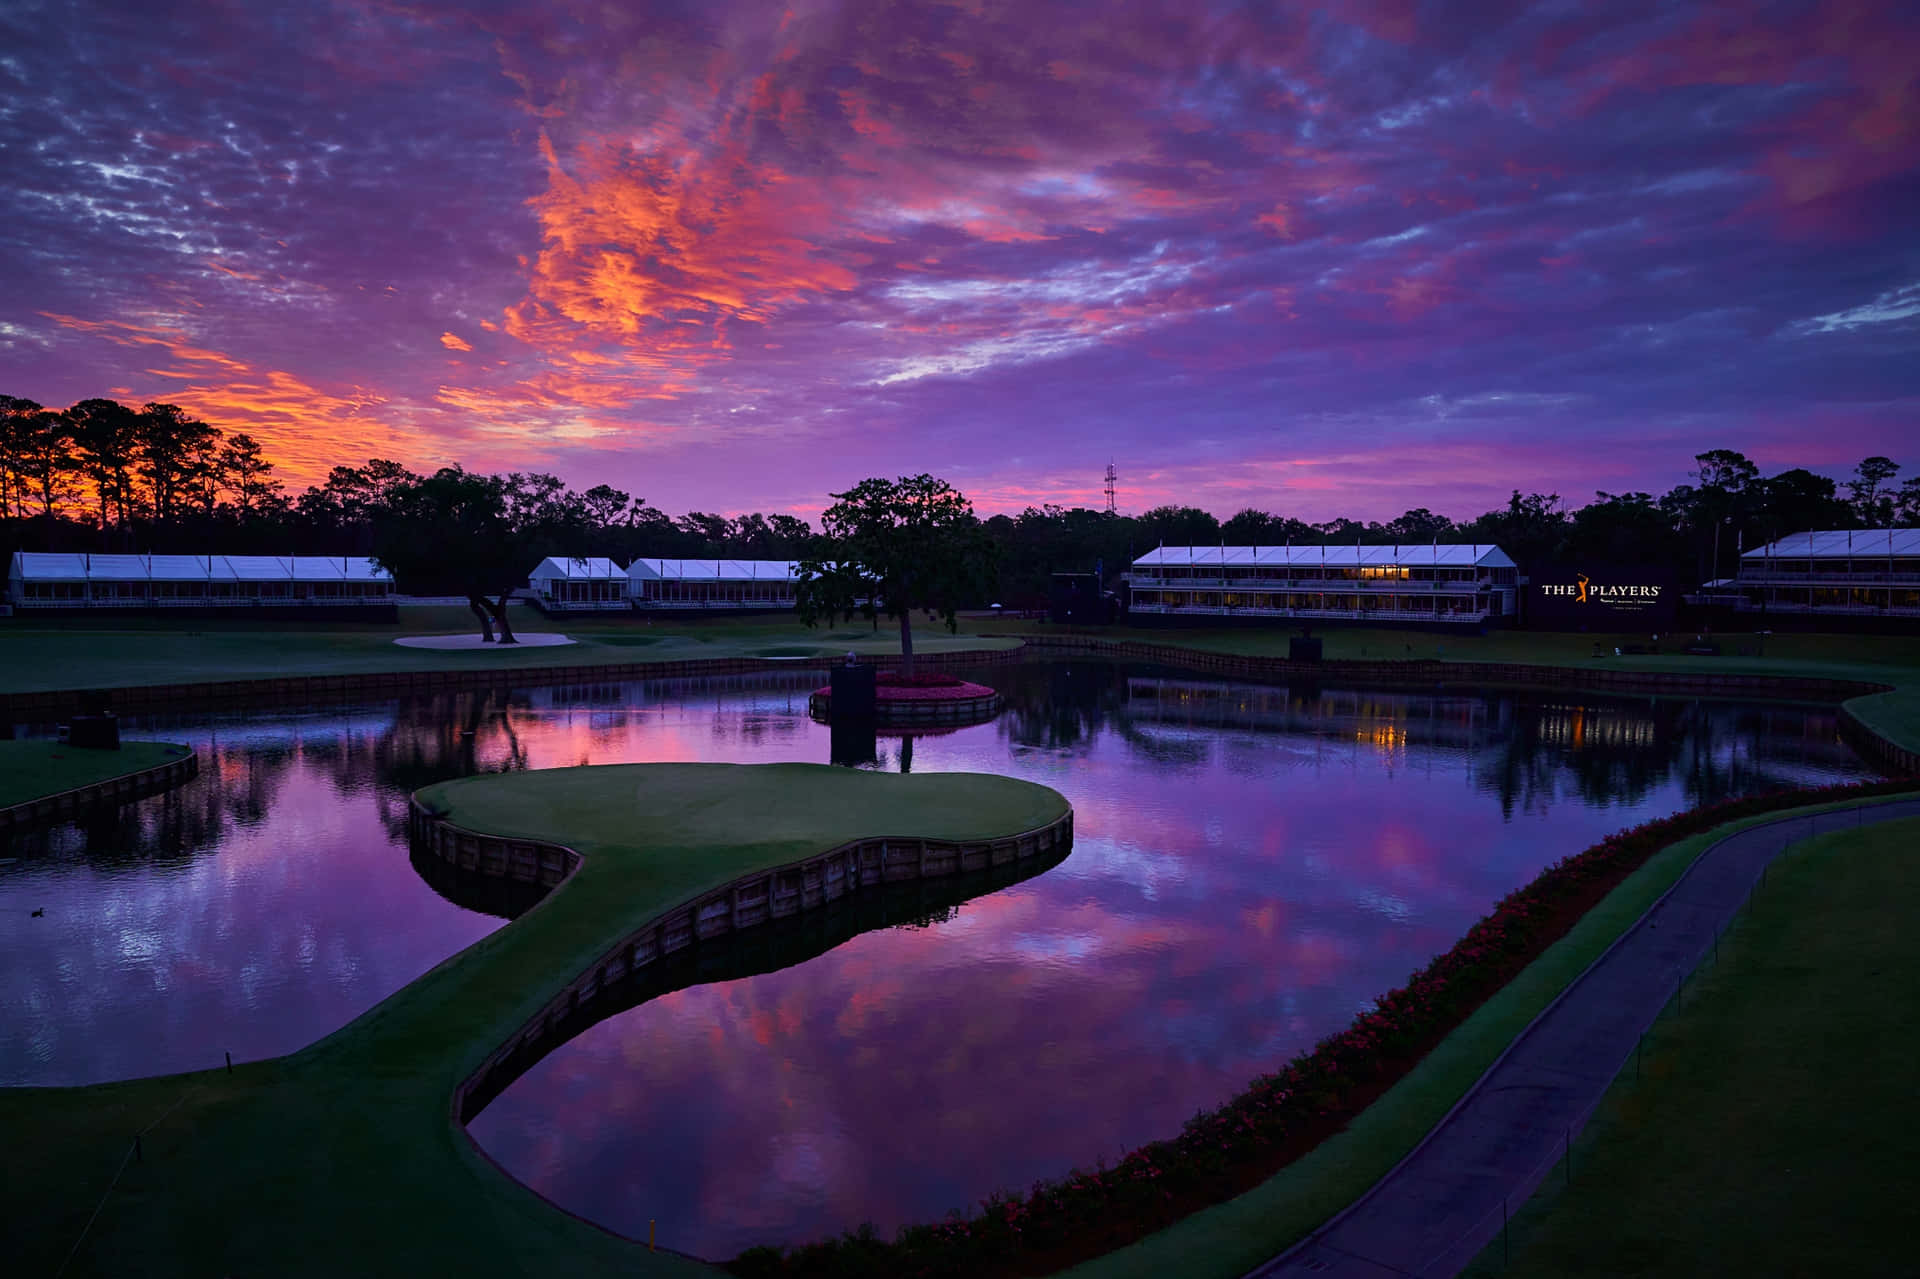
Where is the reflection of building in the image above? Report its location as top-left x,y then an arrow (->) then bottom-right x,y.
6,553 -> 393,611
1126,678 -> 1504,751
1721,529 -> 1920,621
627,558 -> 799,610
527,557 -> 628,611
1127,545 -> 1517,624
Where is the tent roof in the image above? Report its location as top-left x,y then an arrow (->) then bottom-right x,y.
530,556 -> 625,580
8,552 -> 391,583
627,558 -> 800,582
1131,544 -> 1516,569
1744,529 -> 1920,559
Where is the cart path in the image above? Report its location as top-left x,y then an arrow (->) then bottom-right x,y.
1247,796 -> 1920,1279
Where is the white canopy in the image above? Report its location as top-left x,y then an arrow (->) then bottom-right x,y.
1743,529 -> 1919,559
1132,544 -> 1515,569
529,556 -> 626,581
627,558 -> 800,583
8,552 -> 392,584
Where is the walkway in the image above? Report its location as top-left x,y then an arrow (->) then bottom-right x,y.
1249,796 -> 1920,1279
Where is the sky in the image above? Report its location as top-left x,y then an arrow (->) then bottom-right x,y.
2,0 -> 1916,522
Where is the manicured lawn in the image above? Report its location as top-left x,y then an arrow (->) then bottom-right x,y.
1052,792 -> 1918,1279
0,738 -> 191,808
1467,815 -> 1920,1278
0,607 -> 1020,695
0,763 -> 1068,1278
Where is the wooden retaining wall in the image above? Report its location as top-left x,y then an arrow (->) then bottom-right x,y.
0,749 -> 199,835
0,643 -> 1027,720
1838,704 -> 1920,777
407,798 -> 1074,1124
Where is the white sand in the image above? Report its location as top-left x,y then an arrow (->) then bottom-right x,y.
392,632 -> 577,650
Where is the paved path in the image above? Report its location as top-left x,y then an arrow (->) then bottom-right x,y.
1249,796 -> 1920,1279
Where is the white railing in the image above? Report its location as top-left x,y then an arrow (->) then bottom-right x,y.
1130,603 -> 1492,623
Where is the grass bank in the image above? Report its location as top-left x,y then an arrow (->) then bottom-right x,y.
0,738 -> 191,809
1049,792 -> 1919,1279
1,763 -> 1069,1278
0,607 -> 1020,696
1466,815 -> 1920,1277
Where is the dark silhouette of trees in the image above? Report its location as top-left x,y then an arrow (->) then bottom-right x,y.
795,475 -> 995,676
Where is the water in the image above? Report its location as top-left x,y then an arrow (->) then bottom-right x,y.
0,661 -> 1875,1256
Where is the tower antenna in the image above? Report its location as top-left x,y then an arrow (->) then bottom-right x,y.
1103,460 -> 1118,516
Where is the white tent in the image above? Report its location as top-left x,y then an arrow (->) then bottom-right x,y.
627,558 -> 800,609
6,552 -> 393,608
527,556 -> 628,609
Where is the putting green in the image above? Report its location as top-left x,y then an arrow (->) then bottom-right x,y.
2,763 -> 1071,1278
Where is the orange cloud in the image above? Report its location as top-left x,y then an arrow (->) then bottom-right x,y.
43,312 -> 446,488
439,331 -> 474,351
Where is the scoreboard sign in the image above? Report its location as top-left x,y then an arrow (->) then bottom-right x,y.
1528,563 -> 1678,630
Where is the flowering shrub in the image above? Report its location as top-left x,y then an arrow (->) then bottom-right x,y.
876,671 -> 966,688
730,776 -> 1916,1279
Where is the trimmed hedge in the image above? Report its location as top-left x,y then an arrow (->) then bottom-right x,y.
730,775 -> 1920,1279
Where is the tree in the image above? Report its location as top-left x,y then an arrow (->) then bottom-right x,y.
1382,507 -> 1455,544
371,466 -> 587,642
1895,476 -> 1920,526
1847,456 -> 1900,527
136,402 -> 220,522
1137,504 -> 1220,548
66,398 -> 142,530
794,474 -> 995,676
218,433 -> 281,517
9,400 -> 77,521
581,483 -> 632,531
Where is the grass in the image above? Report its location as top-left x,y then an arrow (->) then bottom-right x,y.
1048,791 -> 1919,1279
1465,815 -> 1920,1278
0,763 -> 1069,1278
0,738 -> 191,808
0,606 -> 1021,695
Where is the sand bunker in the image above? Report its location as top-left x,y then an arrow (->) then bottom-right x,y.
393,632 -> 577,650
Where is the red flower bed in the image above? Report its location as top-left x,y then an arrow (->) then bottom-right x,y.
731,776 -> 1917,1279
877,671 -> 965,688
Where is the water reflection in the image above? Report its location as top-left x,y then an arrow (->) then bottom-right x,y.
0,663 -> 1877,1242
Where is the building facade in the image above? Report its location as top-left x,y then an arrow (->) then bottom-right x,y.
626,558 -> 800,610
1127,545 -> 1518,624
6,553 -> 394,609
527,557 -> 628,610
1726,529 -> 1920,620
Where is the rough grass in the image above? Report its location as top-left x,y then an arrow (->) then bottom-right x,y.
0,607 -> 1020,695
0,763 -> 1068,1279
1467,815 -> 1920,1278
0,738 -> 190,808
1050,792 -> 1920,1279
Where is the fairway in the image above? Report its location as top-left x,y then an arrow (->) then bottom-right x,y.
1472,816 -> 1920,1278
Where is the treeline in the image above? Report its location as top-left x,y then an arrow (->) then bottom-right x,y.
4,395 -> 1915,605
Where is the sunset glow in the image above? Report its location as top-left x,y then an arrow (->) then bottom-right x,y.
5,1 -> 1915,518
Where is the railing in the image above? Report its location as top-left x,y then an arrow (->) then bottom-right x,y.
1735,570 -> 1920,585
1129,603 -> 1493,622
1730,600 -> 1920,617
1131,573 -> 1496,590
10,594 -> 393,608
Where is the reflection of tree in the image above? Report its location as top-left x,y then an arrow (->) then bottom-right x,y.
366,690 -> 530,840
992,660 -> 1132,752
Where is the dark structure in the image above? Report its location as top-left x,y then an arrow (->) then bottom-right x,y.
1527,562 -> 1679,631
1050,573 -> 1118,625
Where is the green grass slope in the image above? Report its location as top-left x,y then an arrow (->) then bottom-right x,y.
0,763 -> 1068,1278
1468,815 -> 1920,1278
0,739 -> 191,808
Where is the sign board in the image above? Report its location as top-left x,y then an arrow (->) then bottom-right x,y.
1527,563 -> 1678,630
